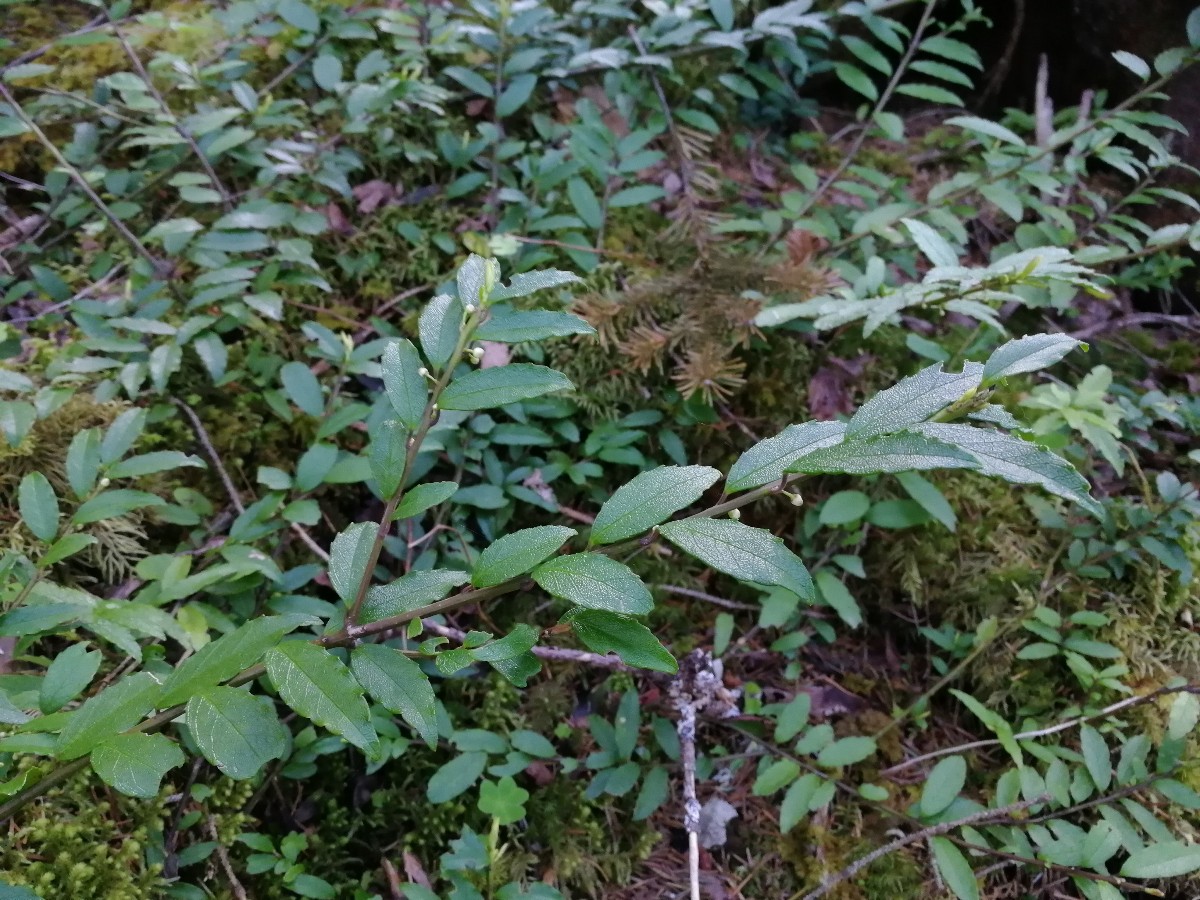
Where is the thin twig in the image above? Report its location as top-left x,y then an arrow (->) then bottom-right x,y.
423,621 -> 632,671
799,796 -> 1048,900
108,15 -> 233,210
658,584 -> 757,611
0,82 -> 162,273
171,397 -> 244,514
207,816 -> 250,900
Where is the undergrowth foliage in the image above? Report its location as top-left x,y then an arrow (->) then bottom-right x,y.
2,0 -> 1200,897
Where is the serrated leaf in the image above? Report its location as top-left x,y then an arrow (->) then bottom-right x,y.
1080,725 -> 1111,791
473,525 -> 576,588
982,334 -> 1082,383
440,365 -> 573,410
90,733 -> 184,798
489,270 -> 581,301
369,420 -> 409,498
108,451 -> 204,479
427,751 -> 487,803
100,409 -> 146,463
419,293 -> 464,369
328,522 -> 379,604
920,755 -> 967,817
726,422 -> 846,492
65,429 -> 102,499
929,837 -> 979,900
394,481 -> 458,520
381,339 -> 428,429
567,609 -> 677,673
475,308 -> 595,343
945,115 -> 1025,146
903,218 -> 959,268
533,553 -> 652,614
658,518 -> 813,600
361,569 -> 469,622
916,424 -> 1101,517
848,363 -> 983,439
351,645 -> 438,748
264,643 -> 377,753
159,614 -> 316,707
71,490 -> 166,525
787,431 -> 979,476
56,672 -> 162,760
39,643 -> 101,714
590,466 -> 720,545
18,473 -> 58,542
186,687 -> 288,779
1119,841 -> 1200,878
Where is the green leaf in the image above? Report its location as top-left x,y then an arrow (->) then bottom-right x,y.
533,553 -> 652,614
848,363 -> 983,439
361,569 -> 469,622
489,270 -> 581,301
511,729 -> 556,759
71,490 -> 167,525
394,481 -> 458,520
278,0 -> 320,31
753,759 -> 800,795
634,766 -> 670,820
39,643 -> 101,714
90,733 -> 184,798
1080,725 -> 1111,791
159,615 -> 315,707
819,490 -> 870,526
312,53 -> 342,90
816,736 -> 876,767
419,293 -> 463,369
350,645 -> 438,748
65,429 -> 102,498
788,431 -> 980,476
780,773 -> 822,832
478,775 -> 530,824
186,687 -> 288,779
280,362 -> 324,417
381,339 -> 428,429
814,570 -> 860,627
950,689 -> 1022,767
895,472 -> 957,531
39,534 -> 97,568
916,424 -> 1101,517
903,218 -> 959,268
475,308 -> 595,343
473,525 -> 577,588
567,610 -> 677,673
775,693 -> 811,743
1112,50 -> 1150,80
100,409 -> 146,463
1120,841 -> 1200,878
929,837 -> 979,900
427,751 -> 488,803
709,0 -> 734,29
658,518 -> 814,600
56,672 -> 161,760
834,62 -> 878,101
1167,692 -> 1200,742
440,365 -> 573,410
726,422 -> 846,492
443,66 -> 493,97
567,178 -> 603,230
945,115 -> 1025,146
369,421 -> 409,498
982,334 -> 1082,384
108,451 -> 204,479
896,82 -> 963,105
496,74 -> 537,117
264,643 -> 378,754
920,755 -> 967,817
457,254 -> 497,307
591,466 -> 720,545
328,522 -> 379,604
0,881 -> 42,899
608,184 -> 666,207
18,473 -> 59,542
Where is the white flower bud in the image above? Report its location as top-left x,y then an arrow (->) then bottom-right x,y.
417,367 -> 430,378
728,508 -> 741,520
464,303 -> 477,315
99,477 -> 111,489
